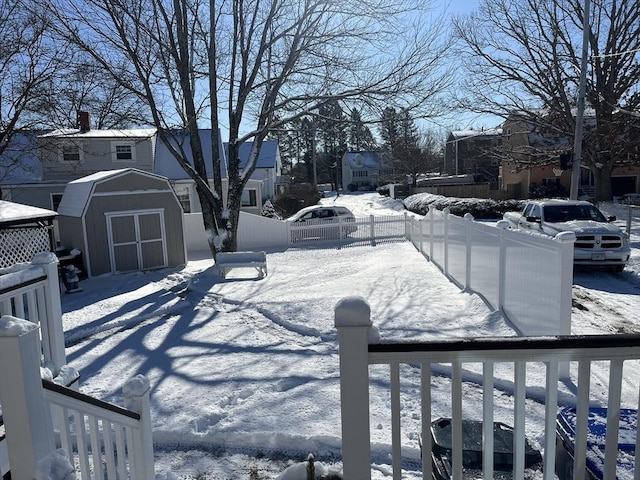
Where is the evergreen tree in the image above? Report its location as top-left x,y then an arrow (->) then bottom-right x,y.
348,107 -> 376,151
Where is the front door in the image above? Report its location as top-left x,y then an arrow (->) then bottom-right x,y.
107,210 -> 167,274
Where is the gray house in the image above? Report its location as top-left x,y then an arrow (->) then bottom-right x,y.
57,169 -> 186,277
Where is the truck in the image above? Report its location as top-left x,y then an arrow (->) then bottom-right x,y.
502,199 -> 630,271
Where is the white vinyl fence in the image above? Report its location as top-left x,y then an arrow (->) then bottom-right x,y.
183,211 -> 408,252
407,207 -> 575,337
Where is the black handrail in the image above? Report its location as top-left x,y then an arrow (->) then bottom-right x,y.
42,380 -> 140,421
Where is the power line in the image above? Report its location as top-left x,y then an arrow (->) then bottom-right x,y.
591,46 -> 640,59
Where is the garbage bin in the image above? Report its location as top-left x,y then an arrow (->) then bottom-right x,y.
428,418 -> 542,480
555,407 -> 637,480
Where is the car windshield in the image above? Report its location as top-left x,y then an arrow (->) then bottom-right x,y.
543,205 -> 607,223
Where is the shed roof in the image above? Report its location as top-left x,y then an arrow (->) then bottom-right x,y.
0,200 -> 57,228
57,168 -> 172,218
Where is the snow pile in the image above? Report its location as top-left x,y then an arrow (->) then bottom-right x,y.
34,449 -> 76,480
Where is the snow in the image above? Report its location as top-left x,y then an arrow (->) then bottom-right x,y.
57,192 -> 640,479
0,315 -> 37,336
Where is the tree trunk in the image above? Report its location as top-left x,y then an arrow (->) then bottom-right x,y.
593,165 -> 613,202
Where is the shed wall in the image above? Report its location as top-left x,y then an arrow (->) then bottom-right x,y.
84,193 -> 185,276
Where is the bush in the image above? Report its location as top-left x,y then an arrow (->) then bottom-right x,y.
403,193 -> 525,220
273,184 -> 322,218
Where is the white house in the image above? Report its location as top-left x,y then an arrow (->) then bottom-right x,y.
341,151 -> 388,192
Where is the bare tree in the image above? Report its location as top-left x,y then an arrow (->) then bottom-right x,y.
44,0 -> 452,256
33,56 -> 151,130
0,0 -> 67,183
453,0 -> 640,201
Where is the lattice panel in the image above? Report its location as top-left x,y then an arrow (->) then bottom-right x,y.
0,227 -> 51,268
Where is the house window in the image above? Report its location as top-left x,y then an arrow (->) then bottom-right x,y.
241,189 -> 257,207
111,142 -> 136,163
60,143 -> 82,162
172,184 -> 191,213
353,170 -> 368,177
51,193 -> 64,211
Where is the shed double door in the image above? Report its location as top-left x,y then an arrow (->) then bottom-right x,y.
107,210 -> 168,273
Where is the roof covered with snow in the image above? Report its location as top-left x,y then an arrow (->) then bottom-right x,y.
57,168 -> 170,217
41,128 -> 157,139
0,200 -> 57,227
343,151 -> 384,169
450,128 -> 503,140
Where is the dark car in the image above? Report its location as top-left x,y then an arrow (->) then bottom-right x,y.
426,418 -> 542,480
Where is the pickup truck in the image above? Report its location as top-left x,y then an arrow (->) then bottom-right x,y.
503,199 -> 630,271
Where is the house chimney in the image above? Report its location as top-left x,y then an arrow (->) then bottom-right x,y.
78,111 -> 90,132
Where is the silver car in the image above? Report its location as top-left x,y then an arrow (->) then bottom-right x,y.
286,205 -> 357,241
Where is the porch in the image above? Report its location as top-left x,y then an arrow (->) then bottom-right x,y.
335,297 -> 640,480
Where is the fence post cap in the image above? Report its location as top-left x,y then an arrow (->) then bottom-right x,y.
0,315 -> 38,337
464,213 -> 475,220
496,220 -> 511,230
334,297 -> 371,327
31,252 -> 59,265
123,374 -> 151,398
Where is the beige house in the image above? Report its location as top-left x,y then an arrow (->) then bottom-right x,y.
500,115 -> 640,199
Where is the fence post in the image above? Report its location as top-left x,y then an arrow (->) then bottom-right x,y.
370,214 -> 375,244
443,208 -> 450,275
496,220 -> 510,314
429,206 -> 434,260
0,315 -> 56,479
334,297 -> 373,480
31,252 -> 66,376
123,375 -> 155,480
464,213 -> 474,291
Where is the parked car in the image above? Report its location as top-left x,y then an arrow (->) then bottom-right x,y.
620,193 -> 640,205
285,205 -> 357,241
425,418 -> 542,479
502,199 -> 630,272
555,407 -> 636,480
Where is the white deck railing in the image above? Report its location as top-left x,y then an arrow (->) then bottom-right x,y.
45,377 -> 154,480
335,297 -> 640,480
0,253 -> 155,478
0,252 -> 66,375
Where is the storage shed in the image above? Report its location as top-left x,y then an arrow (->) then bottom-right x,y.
57,169 -> 186,277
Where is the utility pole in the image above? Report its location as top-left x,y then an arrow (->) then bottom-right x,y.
570,0 -> 590,200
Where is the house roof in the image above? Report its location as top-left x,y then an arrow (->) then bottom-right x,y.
450,128 -> 503,140
57,168 -> 171,218
343,151 -> 384,169
0,200 -> 57,227
0,132 -> 43,184
228,140 -> 281,169
155,130 -> 281,180
40,128 -> 157,139
154,129 -> 229,180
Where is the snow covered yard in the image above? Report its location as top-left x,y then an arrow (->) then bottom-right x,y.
59,193 -> 640,479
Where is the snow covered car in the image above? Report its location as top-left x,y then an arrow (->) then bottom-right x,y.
286,205 -> 357,241
555,407 -> 637,480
